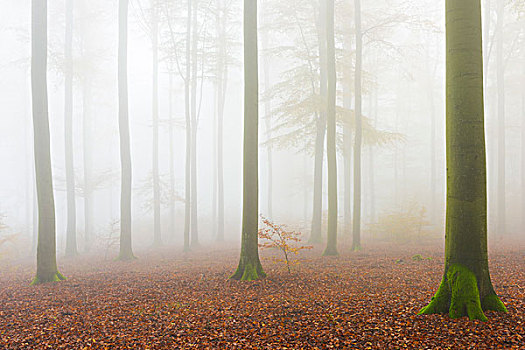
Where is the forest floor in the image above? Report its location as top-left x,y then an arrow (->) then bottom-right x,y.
0,240 -> 524,349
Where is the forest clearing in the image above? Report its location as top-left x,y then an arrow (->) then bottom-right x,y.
1,241 -> 523,349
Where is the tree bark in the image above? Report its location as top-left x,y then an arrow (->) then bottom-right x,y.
419,0 -> 506,321
342,18 -> 352,236
183,0 -> 192,252
351,0 -> 362,252
31,0 -> 65,284
309,0 -> 327,244
64,0 -> 77,257
231,0 -> 265,281
323,0 -> 338,256
216,1 -> 227,242
168,73 -> 176,240
190,0 -> 200,248
82,79 -> 93,252
151,1 -> 162,246
118,0 -> 135,261
496,0 -> 505,236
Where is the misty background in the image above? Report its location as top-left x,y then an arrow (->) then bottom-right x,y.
0,0 -> 523,255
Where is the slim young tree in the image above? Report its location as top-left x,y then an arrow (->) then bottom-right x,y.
64,0 -> 78,257
183,0 -> 192,252
351,0 -> 362,252
151,0 -> 162,246
309,0 -> 327,244
189,0 -> 200,248
323,0 -> 338,256
31,0 -> 65,284
118,0 -> 135,260
419,0 -> 507,321
231,0 -> 265,281
496,0 -> 505,236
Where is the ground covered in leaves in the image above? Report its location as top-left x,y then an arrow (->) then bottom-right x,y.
0,240 -> 524,349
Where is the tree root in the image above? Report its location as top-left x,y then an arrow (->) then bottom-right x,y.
31,271 -> 66,285
418,264 -> 507,321
231,261 -> 266,281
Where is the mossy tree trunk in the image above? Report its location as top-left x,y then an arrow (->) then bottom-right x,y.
309,0 -> 327,244
419,0 -> 506,321
64,0 -> 78,257
323,0 -> 338,257
231,0 -> 265,281
118,0 -> 135,261
31,0 -> 65,285
351,0 -> 362,252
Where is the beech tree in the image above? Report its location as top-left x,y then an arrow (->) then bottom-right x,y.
351,0 -> 362,252
118,0 -> 135,261
64,0 -> 77,257
31,0 -> 65,284
323,0 -> 338,256
419,0 -> 507,321
231,0 -> 265,281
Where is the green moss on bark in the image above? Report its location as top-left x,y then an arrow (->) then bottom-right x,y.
231,261 -> 266,281
419,264 -> 506,321
482,294 -> 508,313
31,271 -> 66,285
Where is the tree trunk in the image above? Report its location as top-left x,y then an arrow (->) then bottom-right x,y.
369,89 -> 377,223
118,0 -> 135,261
190,0 -> 199,248
521,71 -> 525,231
183,0 -> 192,252
82,79 -> 93,252
323,0 -> 338,256
168,73 -> 176,240
231,0 -> 265,281
261,17 -> 273,219
309,0 -> 327,244
419,0 -> 506,321
64,0 -> 77,257
342,22 -> 352,236
352,0 -> 362,252
216,4 -> 227,242
151,1 -> 162,246
31,0 -> 65,284
496,0 -> 505,235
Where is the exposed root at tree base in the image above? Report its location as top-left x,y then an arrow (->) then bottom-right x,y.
231,261 -> 266,281
418,264 -> 507,321
31,271 -> 66,285
322,247 -> 339,257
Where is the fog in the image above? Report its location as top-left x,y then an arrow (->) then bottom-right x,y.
0,0 -> 524,258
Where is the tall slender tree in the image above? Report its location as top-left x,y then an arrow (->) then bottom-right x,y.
496,0 -> 505,235
64,0 -> 78,257
31,0 -> 65,284
231,0 -> 265,281
419,0 -> 507,321
261,0 -> 273,220
151,0 -> 162,246
323,0 -> 338,256
351,0 -> 362,252
190,0 -> 200,248
183,0 -> 192,252
309,0 -> 327,244
118,0 -> 135,260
